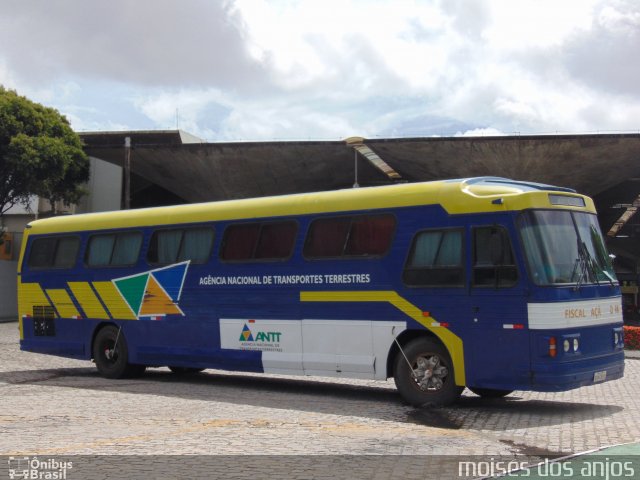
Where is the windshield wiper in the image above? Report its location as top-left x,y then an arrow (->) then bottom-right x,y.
571,250 -> 586,291
572,240 -> 600,290
602,269 -> 616,286
581,240 -> 617,287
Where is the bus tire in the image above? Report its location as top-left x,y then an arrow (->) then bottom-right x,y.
93,325 -> 137,379
128,364 -> 147,378
469,387 -> 513,398
393,337 -> 462,407
169,366 -> 205,374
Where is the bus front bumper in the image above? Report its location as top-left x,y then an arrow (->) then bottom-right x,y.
530,351 -> 625,392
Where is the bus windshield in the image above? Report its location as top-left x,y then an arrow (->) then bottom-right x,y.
519,210 -> 617,286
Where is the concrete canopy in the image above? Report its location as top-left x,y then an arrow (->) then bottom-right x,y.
80,131 -> 640,202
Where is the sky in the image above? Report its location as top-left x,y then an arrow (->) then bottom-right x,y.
0,0 -> 638,142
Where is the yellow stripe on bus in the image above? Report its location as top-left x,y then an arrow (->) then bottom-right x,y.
300,290 -> 466,386
23,180 -> 596,235
92,281 -> 137,320
68,282 -> 110,319
17,281 -> 52,340
46,289 -> 81,319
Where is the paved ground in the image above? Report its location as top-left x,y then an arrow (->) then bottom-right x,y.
0,321 -> 638,479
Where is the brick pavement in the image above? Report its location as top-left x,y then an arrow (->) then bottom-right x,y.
1,321 -> 638,478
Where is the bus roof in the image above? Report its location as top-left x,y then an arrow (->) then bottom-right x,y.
26,177 -> 595,235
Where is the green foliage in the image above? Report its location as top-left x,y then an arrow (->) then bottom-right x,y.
0,86 -> 89,216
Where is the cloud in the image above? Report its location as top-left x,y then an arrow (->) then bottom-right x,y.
455,127 -> 505,137
0,0 -> 637,140
0,0 -> 267,89
133,88 -> 232,136
561,0 -> 640,96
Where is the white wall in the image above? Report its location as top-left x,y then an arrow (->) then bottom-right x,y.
76,156 -> 123,213
4,197 -> 38,215
0,260 -> 18,321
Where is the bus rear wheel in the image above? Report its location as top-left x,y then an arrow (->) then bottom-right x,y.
93,325 -> 143,379
393,337 -> 462,407
469,387 -> 513,398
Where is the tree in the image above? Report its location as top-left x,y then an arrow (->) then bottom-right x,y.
0,86 -> 89,222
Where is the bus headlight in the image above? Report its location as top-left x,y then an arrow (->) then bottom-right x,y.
613,328 -> 624,349
560,335 -> 580,355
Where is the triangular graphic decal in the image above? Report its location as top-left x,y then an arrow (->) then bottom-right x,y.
151,262 -> 189,302
113,274 -> 149,316
239,324 -> 254,342
111,261 -> 190,319
140,275 -> 183,317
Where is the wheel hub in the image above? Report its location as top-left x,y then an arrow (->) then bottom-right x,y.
413,354 -> 448,391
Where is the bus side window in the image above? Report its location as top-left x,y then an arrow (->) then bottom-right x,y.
179,227 -> 217,263
403,229 -> 464,287
220,221 -> 297,262
345,215 -> 396,256
304,214 -> 396,259
28,236 -> 80,269
148,227 -> 215,265
86,232 -> 143,267
472,226 -> 518,288
254,222 -> 297,259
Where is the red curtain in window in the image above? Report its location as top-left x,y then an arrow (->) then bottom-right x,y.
346,215 -> 395,255
221,224 -> 260,260
255,222 -> 297,259
304,218 -> 351,257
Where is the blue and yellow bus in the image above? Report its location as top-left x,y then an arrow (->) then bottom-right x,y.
17,177 -> 624,406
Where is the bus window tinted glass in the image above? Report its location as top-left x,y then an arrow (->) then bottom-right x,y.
179,228 -> 215,263
221,224 -> 260,261
304,214 -> 395,259
87,232 -> 142,267
28,238 -> 57,268
221,222 -> 297,261
87,235 -> 115,267
55,237 -> 80,268
254,222 -> 297,259
345,215 -> 396,256
28,236 -> 79,269
148,227 -> 214,265
111,232 -> 143,266
155,230 -> 182,264
403,229 -> 464,286
473,226 -> 518,287
304,217 -> 351,258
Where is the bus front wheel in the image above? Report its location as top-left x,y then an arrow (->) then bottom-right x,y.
93,325 -> 144,379
393,337 -> 462,407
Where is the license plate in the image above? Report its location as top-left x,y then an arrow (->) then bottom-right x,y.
594,370 -> 607,383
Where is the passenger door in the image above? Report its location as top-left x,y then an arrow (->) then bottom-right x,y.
467,224 -> 530,388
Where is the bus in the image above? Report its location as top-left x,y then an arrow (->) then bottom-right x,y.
16,177 -> 625,406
